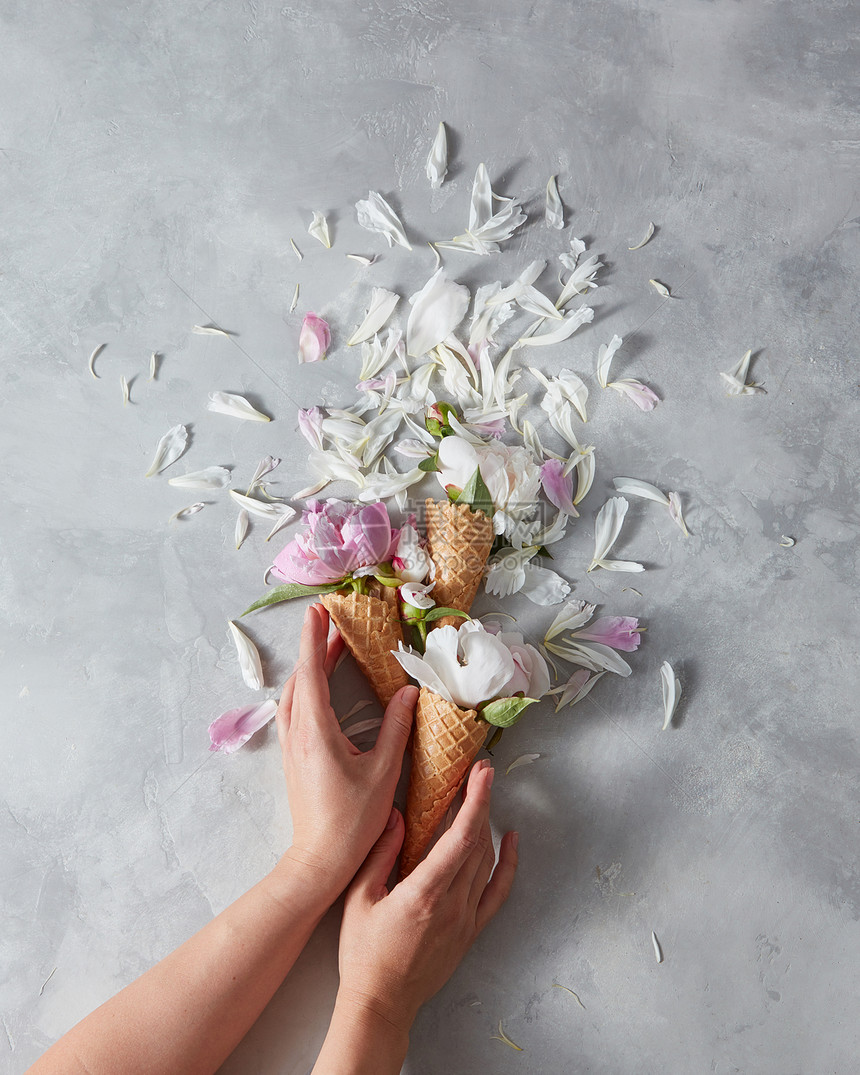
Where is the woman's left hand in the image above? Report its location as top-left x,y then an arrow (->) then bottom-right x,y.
277,603 -> 417,898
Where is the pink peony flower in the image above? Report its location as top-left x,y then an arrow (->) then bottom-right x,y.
298,313 -> 331,363
271,499 -> 399,587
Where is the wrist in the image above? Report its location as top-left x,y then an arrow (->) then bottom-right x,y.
335,984 -> 418,1040
272,848 -> 347,909
313,987 -> 412,1075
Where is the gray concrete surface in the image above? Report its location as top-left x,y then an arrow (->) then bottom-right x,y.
2,1 -> 859,1072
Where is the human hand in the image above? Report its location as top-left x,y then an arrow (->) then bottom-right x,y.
277,603 -> 417,899
333,760 -> 518,1036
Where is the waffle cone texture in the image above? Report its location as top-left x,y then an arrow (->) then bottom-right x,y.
400,686 -> 489,876
425,499 -> 494,628
320,591 -> 409,707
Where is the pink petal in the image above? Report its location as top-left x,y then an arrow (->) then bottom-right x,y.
572,616 -> 641,651
610,379 -> 659,411
540,459 -> 579,517
297,407 -> 325,450
209,700 -> 278,753
298,313 -> 331,363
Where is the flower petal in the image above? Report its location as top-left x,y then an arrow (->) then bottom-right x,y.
356,191 -> 412,250
391,643 -> 454,704
168,466 -> 232,490
595,335 -> 623,388
649,278 -> 671,297
208,392 -> 271,422
519,563 -> 571,605
308,211 -> 331,249
235,508 -> 250,550
660,660 -> 682,729
406,270 -> 471,357
228,620 -> 265,690
145,423 -> 189,477
208,699 -> 278,753
426,121 -> 448,189
608,379 -> 660,411
545,174 -> 564,229
347,289 -> 400,346
505,753 -> 541,775
298,313 -> 331,364
611,476 -> 670,506
516,305 -> 594,348
628,223 -> 655,251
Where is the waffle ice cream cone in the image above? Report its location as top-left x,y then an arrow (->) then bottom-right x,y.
400,686 -> 489,876
321,590 -> 409,707
425,499 -> 494,628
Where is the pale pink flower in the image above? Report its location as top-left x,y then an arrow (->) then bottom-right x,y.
271,499 -> 398,586
298,313 -> 331,363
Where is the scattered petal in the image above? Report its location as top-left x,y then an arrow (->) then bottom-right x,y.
505,753 -> 541,775
652,931 -> 664,963
308,211 -> 331,249
628,222 -> 655,251
588,497 -> 643,573
649,279 -> 671,298
612,476 -> 669,506
338,699 -> 375,724
247,456 -> 282,494
228,620 -> 264,690
298,313 -> 331,364
145,424 -> 189,477
490,1021 -> 523,1052
229,490 -> 297,524
207,391 -> 271,422
149,352 -> 160,381
169,502 -> 206,522
660,661 -> 681,730
426,121 -> 448,189
519,563 -> 571,605
193,324 -> 233,336
667,491 -> 689,536
552,669 -> 606,711
406,270 -> 470,357
595,335 -> 624,388
779,535 -> 796,548
344,716 -> 384,742
437,164 -> 526,254
516,305 -> 594,348
608,378 -> 660,411
88,343 -> 106,379
346,253 -> 376,265
545,174 -> 564,229
347,288 -> 400,346
121,375 -> 130,405
290,238 -> 303,261
208,699 -> 278,753
235,508 -> 250,549
168,467 -> 232,490
721,349 -> 765,395
552,983 -> 586,1009
290,283 -> 300,313
356,190 -> 412,250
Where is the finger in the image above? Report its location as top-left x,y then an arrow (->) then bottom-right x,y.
276,673 -> 297,743
373,685 -> 418,768
466,818 -> 497,908
416,761 -> 494,892
323,627 -> 345,678
476,830 -> 518,933
294,604 -> 339,734
346,808 -> 404,908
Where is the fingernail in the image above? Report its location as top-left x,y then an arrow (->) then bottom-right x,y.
303,605 -> 311,623
511,831 -> 519,851
403,685 -> 419,705
385,807 -> 399,829
485,766 -> 495,788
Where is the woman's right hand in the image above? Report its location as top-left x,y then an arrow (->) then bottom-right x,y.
334,760 -> 518,1035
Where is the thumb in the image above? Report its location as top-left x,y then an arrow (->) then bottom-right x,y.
347,808 -> 404,907
374,684 -> 418,766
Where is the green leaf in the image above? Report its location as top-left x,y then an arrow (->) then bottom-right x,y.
435,401 -> 459,425
424,606 -> 470,623
241,581 -> 345,615
446,484 -> 462,502
479,696 -> 538,728
418,453 -> 440,472
484,727 -> 504,754
458,465 -> 494,518
373,573 -> 401,588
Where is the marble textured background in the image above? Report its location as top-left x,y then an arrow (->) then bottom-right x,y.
2,1 -> 859,1072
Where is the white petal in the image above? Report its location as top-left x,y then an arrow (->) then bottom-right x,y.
516,305 -> 594,348
356,191 -> 412,250
121,375 -> 130,405
193,324 -> 233,336
247,456 -> 282,494
149,352 -> 159,381
207,391 -> 270,423
426,121 -> 448,189
347,289 -> 400,346
596,335 -> 623,388
290,283 -> 299,313
235,509 -> 250,549
649,279 -> 671,298
628,223 -> 655,251
611,476 -> 670,506
590,496 -> 629,566
590,558 -> 645,573
553,670 -> 606,711
660,661 -> 681,730
290,238 -> 303,261
469,163 -> 494,232
545,175 -> 564,230
145,423 -> 189,477
169,502 -> 206,522
308,211 -> 331,248
229,490 -> 297,522
406,270 -> 471,357
88,343 -> 106,379
505,753 -> 541,775
547,639 -> 632,677
518,286 -> 564,320
391,644 -> 454,704
545,600 -> 596,641
779,535 -> 796,548
667,492 -> 690,536
357,465 -> 423,502
519,563 -> 571,605
346,253 -> 376,266
485,547 -> 535,598
169,466 -> 232,490
228,620 -> 264,691
573,450 -> 596,506
344,716 -> 384,742
556,253 -> 603,308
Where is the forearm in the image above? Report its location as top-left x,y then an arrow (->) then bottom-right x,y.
312,989 -> 412,1075
28,853 -> 341,1075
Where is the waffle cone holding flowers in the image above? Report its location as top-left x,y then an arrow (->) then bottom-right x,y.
400,686 -> 489,876
321,588 -> 408,707
424,498 -> 494,628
